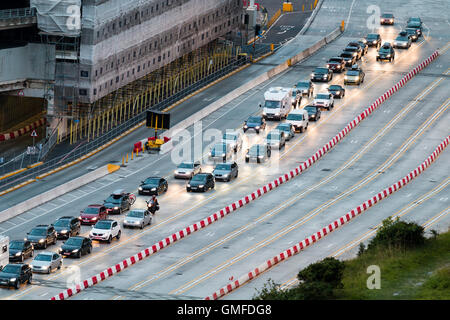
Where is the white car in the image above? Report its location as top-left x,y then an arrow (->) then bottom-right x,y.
313,92 -> 334,111
286,109 -> 309,133
174,161 -> 202,179
264,130 -> 286,149
222,131 -> 243,153
89,219 -> 121,243
209,143 -> 233,161
30,252 -> 62,274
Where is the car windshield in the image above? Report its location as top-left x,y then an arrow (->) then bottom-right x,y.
367,34 -> 378,39
314,68 -> 328,74
94,221 -> 112,230
83,207 -> 100,214
65,238 -> 83,246
328,85 -> 342,90
382,14 -> 393,18
316,94 -> 330,99
347,70 -> 359,76
296,82 -> 309,88
405,28 -> 416,34
264,100 -> 280,109
396,36 -> 408,41
249,145 -> 264,156
191,175 -> 207,182
105,196 -> 122,203
345,47 -> 357,52
266,132 -> 280,140
178,163 -> 194,169
29,228 -> 46,236
379,47 -> 390,53
144,178 -> 160,184
407,21 -> 420,28
223,133 -> 237,141
247,116 -> 261,124
341,52 -> 352,58
1,265 -> 21,274
54,219 -> 70,227
212,144 -> 226,152
304,106 -> 317,112
127,211 -> 145,218
287,113 -> 304,121
34,254 -> 52,262
276,124 -> 289,131
9,241 -> 24,250
215,164 -> 231,170
328,58 -> 341,63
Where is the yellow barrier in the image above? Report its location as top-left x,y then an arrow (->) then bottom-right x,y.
282,2 -> 293,12
267,9 -> 281,28
0,168 -> 27,181
27,162 -> 43,169
341,20 -> 345,32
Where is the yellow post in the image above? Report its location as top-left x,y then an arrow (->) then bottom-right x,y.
93,116 -> 96,138
122,156 -> 125,166
106,111 -> 109,131
302,4 -> 304,11
341,20 -> 345,32
314,0 -> 318,8
70,121 -> 73,144
136,148 -> 139,157
131,151 -> 134,160
126,153 -> 129,163
97,115 -> 100,137
311,3 -> 313,10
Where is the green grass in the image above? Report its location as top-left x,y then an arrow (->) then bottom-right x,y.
335,230 -> 450,300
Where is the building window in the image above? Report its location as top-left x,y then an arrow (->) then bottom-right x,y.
100,67 -> 103,74
158,56 -> 161,62
138,66 -> 140,72
95,70 -> 98,77
110,80 -> 113,86
116,76 -> 119,83
132,68 -> 135,74
93,88 -> 97,95
80,70 -> 89,78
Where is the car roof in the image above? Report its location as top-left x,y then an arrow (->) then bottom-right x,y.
58,216 -> 76,220
11,239 -> 26,243
144,176 -> 162,179
69,236 -> 88,240
129,209 -> 147,213
111,189 -> 125,195
36,251 -> 54,256
289,108 -> 307,114
34,225 -> 50,229
87,204 -> 103,208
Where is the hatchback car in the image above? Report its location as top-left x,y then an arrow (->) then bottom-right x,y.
222,131 -> 243,153
59,236 -> 92,258
103,190 -> 132,214
212,162 -> 239,182
30,252 -> 62,274
310,67 -> 333,82
295,81 -> 314,97
243,115 -> 266,134
174,161 -> 202,179
9,240 -> 34,263
79,204 -> 108,225
25,225 -> 57,249
265,130 -> 286,149
394,32 -> 412,49
326,57 -> 346,73
138,177 -> 168,195
53,216 -> 81,239
245,144 -> 271,163
303,105 -> 322,121
377,43 -> 395,62
276,123 -> 295,141
187,173 -> 215,192
380,13 -> 394,25
209,143 -> 233,161
405,27 -> 419,42
343,46 -> 361,60
340,51 -> 357,67
328,84 -> 345,99
123,209 -> 152,229
89,219 -> 121,243
344,65 -> 365,85
0,264 -> 32,289
365,33 -> 381,48
347,42 -> 364,57
313,93 -> 334,110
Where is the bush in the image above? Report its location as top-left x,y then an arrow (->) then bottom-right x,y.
368,217 -> 425,251
252,279 -> 286,300
297,257 -> 345,288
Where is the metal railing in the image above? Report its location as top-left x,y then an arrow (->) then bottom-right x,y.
0,7 -> 36,20
0,43 -> 279,191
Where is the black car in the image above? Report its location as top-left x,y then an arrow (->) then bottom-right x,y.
347,42 -> 363,57
53,216 -> 81,239
380,13 -> 394,25
303,105 -> 321,121
407,17 -> 422,26
366,33 -> 381,48
9,240 -> 34,263
187,173 -> 215,192
328,84 -> 345,99
326,57 -> 346,73
405,27 -> 419,42
0,264 -> 32,289
295,81 -> 314,97
407,21 -> 423,37
103,190 -> 131,214
243,115 -> 266,134
343,46 -> 361,60
212,162 -> 239,182
25,225 -> 57,249
310,67 -> 333,82
59,236 -> 92,258
340,51 -> 357,66
377,43 -> 395,62
356,40 -> 368,55
138,177 -> 168,195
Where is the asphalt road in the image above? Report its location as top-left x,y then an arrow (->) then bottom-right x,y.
0,0 -> 449,300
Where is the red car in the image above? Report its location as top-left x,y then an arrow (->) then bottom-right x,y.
78,205 -> 108,225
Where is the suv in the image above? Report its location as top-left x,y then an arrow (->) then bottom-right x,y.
89,220 -> 122,243
59,236 -> 92,258
380,13 -> 394,25
9,240 -> 34,263
53,216 -> 81,239
377,43 -> 395,62
187,173 -> 215,192
103,190 -> 131,214
0,264 -> 32,289
79,205 -> 108,225
310,67 -> 333,82
25,225 -> 57,249
326,57 -> 346,73
312,92 -> 334,110
366,33 -> 381,48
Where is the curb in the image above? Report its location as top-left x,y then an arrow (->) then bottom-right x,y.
205,135 -> 450,300
50,50 -> 439,301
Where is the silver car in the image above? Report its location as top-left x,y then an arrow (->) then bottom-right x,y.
212,162 -> 239,182
123,209 -> 152,229
30,252 -> 62,274
174,161 -> 202,179
209,143 -> 233,161
264,130 -> 286,149
222,131 -> 243,153
275,123 -> 295,141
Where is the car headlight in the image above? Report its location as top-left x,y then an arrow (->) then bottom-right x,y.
221,153 -> 226,157
244,125 -> 248,129
245,154 -> 249,158
41,266 -> 49,269
223,174 -> 229,178
199,185 -> 204,188
138,187 -> 143,191
311,114 -> 315,117
10,278 -> 16,282
387,54 -> 391,57
262,111 -> 267,116
258,155 -> 264,159
174,170 -> 179,174
390,19 -> 393,22
15,252 -> 22,256
373,40 -> 377,44
114,206 -> 119,210
72,249 -> 79,253
311,73 -> 314,77
336,65 -> 341,68
92,217 -> 98,221
394,42 -> 398,45
344,76 -> 348,80
39,239 -> 45,243
58,249 -> 63,253
336,90 -> 340,94
187,184 -> 191,187
355,76 -> 359,80
151,188 -> 156,191
255,126 -> 260,129
61,230 -> 68,234
326,64 -> 330,68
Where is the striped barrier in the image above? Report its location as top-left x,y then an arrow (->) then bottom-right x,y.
0,118 -> 46,142
206,135 -> 450,300
50,50 -> 439,301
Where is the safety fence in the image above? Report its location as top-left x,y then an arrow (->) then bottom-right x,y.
205,135 -> 450,299
49,50 -> 439,300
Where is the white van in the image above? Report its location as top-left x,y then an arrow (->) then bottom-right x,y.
261,87 -> 297,120
286,109 -> 309,133
0,235 -> 9,271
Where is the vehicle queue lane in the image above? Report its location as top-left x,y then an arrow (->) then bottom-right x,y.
0,31 -> 443,299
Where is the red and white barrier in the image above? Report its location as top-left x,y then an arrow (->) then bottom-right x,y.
0,118 -> 46,142
205,135 -> 450,300
50,51 -> 439,300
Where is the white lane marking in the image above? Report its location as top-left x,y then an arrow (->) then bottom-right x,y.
345,0 -> 358,29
